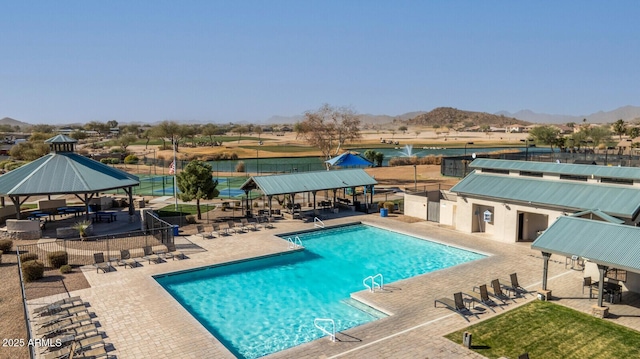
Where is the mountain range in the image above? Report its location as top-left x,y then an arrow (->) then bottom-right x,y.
3,105 -> 640,129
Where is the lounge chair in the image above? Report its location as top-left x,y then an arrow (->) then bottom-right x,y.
240,218 -> 256,231
163,243 -> 185,260
490,279 -> 516,303
118,249 -> 139,268
47,323 -> 98,344
36,306 -> 88,327
74,346 -> 109,359
142,246 -> 161,264
248,217 -> 261,230
259,216 -> 274,229
34,296 -> 83,316
42,334 -> 104,359
211,223 -> 221,237
508,273 -> 535,298
463,284 -> 498,312
434,292 -> 479,322
225,221 -> 237,235
92,253 -> 112,273
196,225 -> 208,239
36,313 -> 92,337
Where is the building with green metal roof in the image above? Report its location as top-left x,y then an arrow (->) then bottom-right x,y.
531,216 -> 640,306
439,159 -> 640,243
240,169 -> 377,215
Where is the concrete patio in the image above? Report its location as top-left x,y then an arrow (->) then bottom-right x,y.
27,213 -> 640,359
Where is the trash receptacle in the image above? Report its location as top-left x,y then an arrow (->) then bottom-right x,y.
173,225 -> 179,236
380,208 -> 388,217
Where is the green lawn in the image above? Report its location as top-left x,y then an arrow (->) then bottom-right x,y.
445,301 -> 640,359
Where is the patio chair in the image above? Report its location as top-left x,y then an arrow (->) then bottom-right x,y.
508,273 -> 535,298
118,249 -> 139,268
434,292 -> 479,322
142,246 -> 162,264
92,253 -> 112,273
463,284 -> 498,312
211,223 -> 221,237
248,217 -> 262,230
163,243 -> 185,260
490,279 -> 516,303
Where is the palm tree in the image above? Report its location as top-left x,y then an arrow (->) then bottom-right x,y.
612,119 -> 627,141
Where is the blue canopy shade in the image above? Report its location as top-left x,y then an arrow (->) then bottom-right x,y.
325,152 -> 372,167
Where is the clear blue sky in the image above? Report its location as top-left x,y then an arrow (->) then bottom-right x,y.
1,1 -> 639,124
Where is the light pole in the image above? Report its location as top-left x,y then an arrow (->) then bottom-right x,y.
464,142 -> 474,156
413,164 -> 417,191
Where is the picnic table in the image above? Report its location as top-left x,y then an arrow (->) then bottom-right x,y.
93,211 -> 117,223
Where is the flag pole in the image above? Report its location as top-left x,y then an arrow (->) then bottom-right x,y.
173,138 -> 178,210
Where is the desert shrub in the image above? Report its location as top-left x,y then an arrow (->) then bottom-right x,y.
235,161 -> 246,172
60,264 -> 72,274
47,251 -> 68,269
378,201 -> 386,212
109,147 -> 124,153
124,154 -> 139,164
109,157 -> 121,164
100,158 -> 110,164
22,260 -> 44,282
185,215 -> 197,224
20,252 -> 38,262
383,202 -> 395,213
5,162 -> 25,171
0,239 -> 13,252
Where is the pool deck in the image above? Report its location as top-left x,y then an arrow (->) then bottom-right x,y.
28,213 -> 640,359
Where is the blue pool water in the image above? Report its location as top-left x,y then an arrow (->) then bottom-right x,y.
155,224 -> 485,358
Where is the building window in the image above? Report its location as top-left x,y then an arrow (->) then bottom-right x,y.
600,177 -> 633,185
559,174 -> 587,181
519,171 -> 543,177
481,168 -> 509,175
606,268 -> 627,282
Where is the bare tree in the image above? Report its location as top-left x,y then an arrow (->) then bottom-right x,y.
301,104 -> 361,160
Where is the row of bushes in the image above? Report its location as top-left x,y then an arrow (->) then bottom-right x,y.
378,201 -> 397,213
20,251 -> 72,281
388,155 -> 442,166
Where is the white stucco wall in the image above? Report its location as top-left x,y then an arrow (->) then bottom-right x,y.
454,196 -> 566,243
403,193 -> 427,220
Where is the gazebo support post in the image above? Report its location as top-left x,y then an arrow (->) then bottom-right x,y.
541,251 -> 551,291
122,187 -> 135,216
1,196 -> 4,207
597,264 -> 609,308
332,189 -> 337,209
10,196 -> 21,220
268,195 -> 273,218
244,190 -> 250,217
312,191 -> 317,212
74,193 -> 95,221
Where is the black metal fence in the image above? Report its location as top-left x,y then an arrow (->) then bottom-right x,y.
441,151 -> 640,177
17,211 -> 174,267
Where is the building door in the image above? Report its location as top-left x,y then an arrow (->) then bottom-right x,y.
517,212 -> 525,241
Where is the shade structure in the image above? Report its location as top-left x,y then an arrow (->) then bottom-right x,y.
325,152 -> 372,167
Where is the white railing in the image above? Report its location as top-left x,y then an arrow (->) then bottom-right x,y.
363,273 -> 384,293
287,236 -> 303,249
314,217 -> 325,228
313,318 -> 336,342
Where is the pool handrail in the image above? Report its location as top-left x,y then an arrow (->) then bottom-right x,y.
313,217 -> 325,228
287,236 -> 303,249
363,273 -> 384,293
313,318 -> 336,342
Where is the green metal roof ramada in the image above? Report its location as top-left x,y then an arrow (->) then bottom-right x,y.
0,152 -> 139,196
470,158 -> 640,180
240,169 -> 377,196
531,216 -> 640,273
450,172 -> 640,219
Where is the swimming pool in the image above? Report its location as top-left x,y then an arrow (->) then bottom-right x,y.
155,224 -> 485,358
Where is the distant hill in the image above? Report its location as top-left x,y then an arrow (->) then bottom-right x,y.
0,117 -> 31,128
497,105 -> 640,124
406,107 -> 528,128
